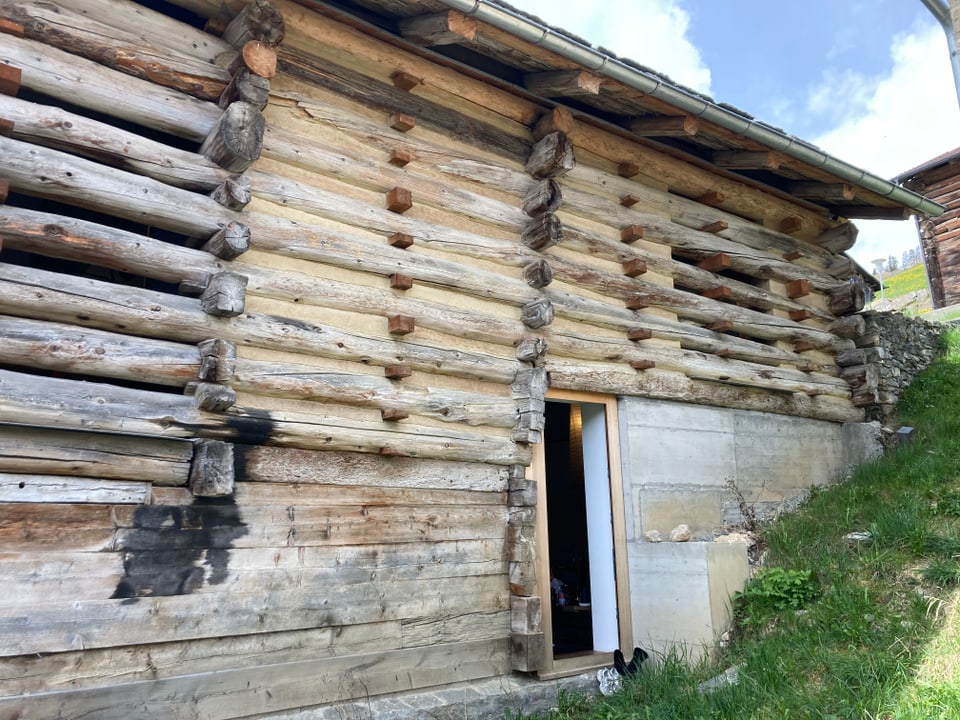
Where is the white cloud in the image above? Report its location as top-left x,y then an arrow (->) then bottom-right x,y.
809,23 -> 960,268
509,0 -> 712,94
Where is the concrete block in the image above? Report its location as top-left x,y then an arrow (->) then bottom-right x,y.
627,541 -> 749,663
634,486 -> 724,537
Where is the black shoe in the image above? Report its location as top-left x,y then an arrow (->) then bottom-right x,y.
613,648 -> 628,676
624,647 -> 649,675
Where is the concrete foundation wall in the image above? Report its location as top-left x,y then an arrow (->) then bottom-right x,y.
617,397 -> 882,659
617,397 -> 882,539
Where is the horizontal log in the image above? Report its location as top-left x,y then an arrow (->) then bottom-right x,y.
0,473 -> 150,504
0,314 -> 200,387
0,135 -> 236,237
0,263 -> 521,385
0,426 -> 191,485
546,359 -> 863,423
0,0 -> 232,101
0,33 -> 220,141
0,94 -> 230,190
0,368 -> 529,465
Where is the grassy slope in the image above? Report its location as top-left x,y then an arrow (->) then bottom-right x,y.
881,264 -> 928,301
513,329 -> 960,720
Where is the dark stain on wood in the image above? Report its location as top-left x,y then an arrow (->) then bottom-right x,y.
112,496 -> 248,601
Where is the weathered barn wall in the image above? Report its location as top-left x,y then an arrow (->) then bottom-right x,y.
0,0 -> 896,713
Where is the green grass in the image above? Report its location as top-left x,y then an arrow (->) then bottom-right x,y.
510,328 -> 960,720
880,263 -> 928,301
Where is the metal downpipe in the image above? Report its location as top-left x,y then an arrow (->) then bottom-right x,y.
920,0 -> 960,110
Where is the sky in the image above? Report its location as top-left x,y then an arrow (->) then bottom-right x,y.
509,0 -> 960,271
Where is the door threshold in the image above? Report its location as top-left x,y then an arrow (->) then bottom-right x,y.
537,652 -> 613,680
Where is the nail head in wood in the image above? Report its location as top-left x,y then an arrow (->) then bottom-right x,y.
630,359 -> 656,371
703,286 -> 733,300
390,273 -> 414,290
384,364 -> 413,379
620,224 -> 644,244
618,161 -> 640,178
381,408 -> 409,421
388,314 -> 415,335
697,191 -> 725,207
700,220 -> 728,234
696,253 -> 731,272
627,327 -> 652,341
780,216 -> 803,234
389,113 -> 416,132
786,279 -> 811,299
386,186 -> 413,213
0,63 -> 22,96
389,147 -> 416,167
622,258 -> 647,277
789,308 -> 813,321
391,70 -> 423,91
388,232 -> 414,249
706,320 -> 734,332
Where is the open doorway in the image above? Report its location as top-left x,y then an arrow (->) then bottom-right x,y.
532,391 -> 631,676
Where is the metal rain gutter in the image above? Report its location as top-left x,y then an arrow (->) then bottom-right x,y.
920,0 -> 960,111
440,0 -> 945,217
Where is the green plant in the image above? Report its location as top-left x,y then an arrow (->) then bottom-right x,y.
735,567 -> 817,617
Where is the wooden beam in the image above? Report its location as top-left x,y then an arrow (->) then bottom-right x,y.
702,286 -> 733,300
830,206 -> 911,220
786,279 -> 810,299
620,193 -> 641,207
218,68 -> 269,109
522,259 -> 553,288
398,11 -> 478,46
0,18 -> 24,38
200,101 -> 264,172
521,179 -> 562,217
712,151 -> 781,170
387,232 -> 414,249
788,308 -> 813,322
390,70 -> 422,91
620,224 -> 644,244
617,161 -> 640,178
697,190 -> 725,207
816,222 -> 859,252
630,360 -> 656,371
222,0 -> 285,47
524,70 -> 601,97
387,315 -> 415,335
388,146 -> 416,167
389,112 -> 416,132
628,115 -> 699,137
200,271 -> 247,317
531,107 -> 574,142
525,132 -> 575,179
521,213 -> 563,251
0,62 -> 20,96
520,298 -> 554,329
627,327 -> 652,341
779,216 -> 803,235
232,40 -> 278,79
389,273 -> 414,290
622,258 -> 647,277
386,186 -> 413,213
210,176 -> 252,210
201,221 -> 250,260
696,253 -> 731,272
381,408 -> 409,422
789,181 -> 856,203
384,364 -> 412,380
699,221 -> 728,234
705,320 -> 734,333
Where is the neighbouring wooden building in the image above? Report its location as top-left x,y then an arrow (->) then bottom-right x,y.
897,147 -> 960,309
0,1 -> 944,717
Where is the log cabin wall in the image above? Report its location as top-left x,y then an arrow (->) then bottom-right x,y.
900,152 -> 960,309
0,0 -> 899,715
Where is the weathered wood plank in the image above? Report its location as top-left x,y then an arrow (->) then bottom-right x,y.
0,426 -> 191,486
236,445 -> 510,492
0,623 -> 397,696
0,639 -> 511,720
0,368 -> 528,465
0,572 -> 510,655
0,33 -> 220,141
0,474 -> 150,504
